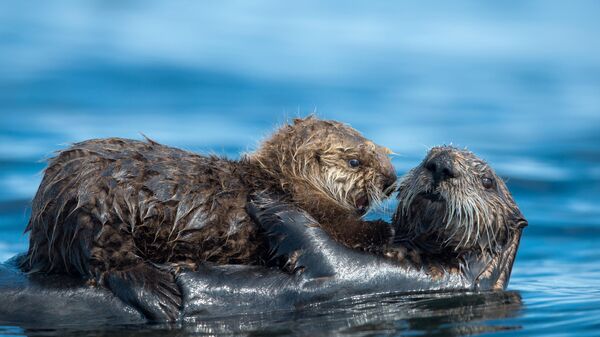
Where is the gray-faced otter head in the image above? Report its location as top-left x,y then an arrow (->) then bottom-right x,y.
394,146 -> 527,255
251,116 -> 397,216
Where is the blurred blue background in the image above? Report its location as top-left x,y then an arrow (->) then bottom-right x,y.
1,1 -> 599,336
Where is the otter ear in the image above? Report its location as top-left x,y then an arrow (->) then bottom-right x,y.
382,147 -> 395,155
293,115 -> 317,125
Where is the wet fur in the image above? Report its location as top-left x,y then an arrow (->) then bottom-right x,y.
393,146 -> 527,273
21,117 -> 397,320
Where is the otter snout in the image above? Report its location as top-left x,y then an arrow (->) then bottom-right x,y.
424,151 -> 458,184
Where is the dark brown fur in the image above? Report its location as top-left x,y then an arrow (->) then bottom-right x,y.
21,117 -> 396,320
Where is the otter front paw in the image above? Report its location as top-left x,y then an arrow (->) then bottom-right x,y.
362,219 -> 395,250
102,262 -> 182,321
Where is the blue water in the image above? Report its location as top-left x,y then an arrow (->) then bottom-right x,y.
1,1 -> 600,336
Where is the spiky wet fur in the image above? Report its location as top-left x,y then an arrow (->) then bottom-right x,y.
394,146 -> 525,258
253,117 -> 396,214
20,116 -> 396,319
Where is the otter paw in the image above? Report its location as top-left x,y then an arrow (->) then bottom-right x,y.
103,263 -> 182,322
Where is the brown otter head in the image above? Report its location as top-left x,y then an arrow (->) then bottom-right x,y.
394,146 -> 527,254
250,116 -> 397,215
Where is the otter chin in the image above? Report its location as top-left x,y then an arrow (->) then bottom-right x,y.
394,146 -> 527,255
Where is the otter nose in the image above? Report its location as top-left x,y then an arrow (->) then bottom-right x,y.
425,153 -> 457,183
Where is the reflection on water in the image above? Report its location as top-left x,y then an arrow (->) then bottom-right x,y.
1,0 -> 600,336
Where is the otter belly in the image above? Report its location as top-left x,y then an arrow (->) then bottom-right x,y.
0,256 -> 145,325
0,200 -> 523,324
0,254 -> 471,325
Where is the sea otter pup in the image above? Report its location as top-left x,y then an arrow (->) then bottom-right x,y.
21,116 -> 397,321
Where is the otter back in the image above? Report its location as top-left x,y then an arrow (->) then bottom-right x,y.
23,138 -> 270,277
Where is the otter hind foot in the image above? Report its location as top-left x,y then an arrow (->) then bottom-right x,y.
248,196 -> 338,278
102,262 -> 182,321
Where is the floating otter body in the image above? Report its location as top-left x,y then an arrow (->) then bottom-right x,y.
21,117 -> 397,320
1,146 -> 526,323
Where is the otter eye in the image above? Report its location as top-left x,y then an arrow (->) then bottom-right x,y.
482,177 -> 494,189
348,159 -> 360,168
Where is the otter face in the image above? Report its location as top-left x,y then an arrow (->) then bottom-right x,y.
254,116 -> 397,215
395,146 -> 527,253
312,133 -> 397,215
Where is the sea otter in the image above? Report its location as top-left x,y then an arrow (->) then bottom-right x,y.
0,146 -> 526,324
20,116 -> 397,321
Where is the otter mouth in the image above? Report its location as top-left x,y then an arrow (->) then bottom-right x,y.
355,195 -> 370,215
